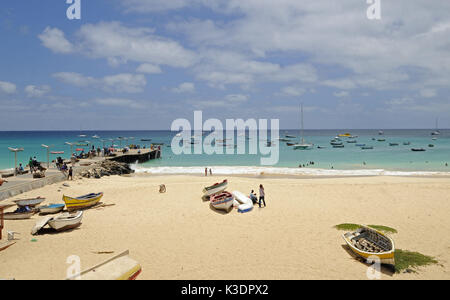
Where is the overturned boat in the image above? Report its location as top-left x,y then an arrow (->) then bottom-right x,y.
203,180 -> 227,197
232,191 -> 254,213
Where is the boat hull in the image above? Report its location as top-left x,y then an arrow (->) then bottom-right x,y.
232,191 -> 253,213
48,211 -> 83,231
3,212 -> 34,220
39,204 -> 65,215
203,180 -> 227,196
210,192 -> 234,212
67,250 -> 142,280
63,193 -> 103,212
13,197 -> 45,207
342,225 -> 395,266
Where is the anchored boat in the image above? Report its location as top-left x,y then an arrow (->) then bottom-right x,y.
63,193 -> 103,212
342,225 -> 395,266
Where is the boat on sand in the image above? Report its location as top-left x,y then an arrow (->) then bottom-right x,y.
232,191 -> 254,213
342,225 -> 395,266
210,192 -> 234,212
203,180 -> 228,196
63,193 -> 103,212
3,211 -> 34,220
13,197 -> 45,208
39,204 -> 65,215
66,250 -> 142,280
48,211 -> 83,231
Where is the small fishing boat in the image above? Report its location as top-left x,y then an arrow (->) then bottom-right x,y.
210,192 -> 234,212
342,225 -> 395,266
39,204 -> 65,215
292,104 -> 313,150
92,135 -> 100,139
3,211 -> 34,220
346,140 -> 357,143
232,191 -> 253,213
66,250 -> 142,280
411,148 -> 426,152
51,151 -> 64,155
140,139 -> 152,141
330,141 -> 343,146
389,143 -> 399,146
333,144 -> 345,148
428,144 -> 434,148
378,130 -> 384,135
377,139 -> 386,142
13,197 -> 45,208
278,138 -> 290,142
361,146 -> 374,150
355,144 -> 366,147
403,142 -> 410,145
338,133 -> 352,137
48,211 -> 83,231
203,180 -> 228,196
63,193 -> 103,212
286,142 -> 295,146
285,135 -> 296,139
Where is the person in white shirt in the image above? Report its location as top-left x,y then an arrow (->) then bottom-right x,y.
259,184 -> 266,208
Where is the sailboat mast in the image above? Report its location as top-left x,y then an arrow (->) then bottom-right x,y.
301,103 -> 304,144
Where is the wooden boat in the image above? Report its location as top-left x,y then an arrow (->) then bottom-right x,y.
13,197 -> 45,208
48,211 -> 83,231
210,192 -> 234,212
377,138 -> 386,142
39,204 -> 65,215
330,141 -> 343,146
63,193 -> 103,212
389,143 -> 399,146
286,142 -> 295,146
361,146 -> 374,150
333,144 -> 345,148
342,225 -> 395,266
66,250 -> 141,280
0,241 -> 16,252
3,211 -> 34,220
346,140 -> 357,143
203,180 -> 228,196
411,148 -> 426,152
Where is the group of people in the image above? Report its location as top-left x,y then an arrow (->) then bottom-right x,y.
249,184 -> 266,208
204,168 -> 213,176
28,156 -> 44,174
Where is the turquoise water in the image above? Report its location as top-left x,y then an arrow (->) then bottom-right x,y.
0,130 -> 449,173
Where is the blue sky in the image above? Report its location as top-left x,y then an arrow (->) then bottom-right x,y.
0,0 -> 449,130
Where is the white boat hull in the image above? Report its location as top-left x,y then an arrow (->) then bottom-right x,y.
48,211 -> 83,231
232,191 -> 254,213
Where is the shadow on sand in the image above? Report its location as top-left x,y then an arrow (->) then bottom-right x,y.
341,244 -> 395,276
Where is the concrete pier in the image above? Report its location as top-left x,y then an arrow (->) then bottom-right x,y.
0,148 -> 162,201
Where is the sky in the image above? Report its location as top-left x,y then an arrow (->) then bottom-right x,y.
0,0 -> 449,130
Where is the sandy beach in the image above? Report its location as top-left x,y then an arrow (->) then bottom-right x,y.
1,174 -> 450,280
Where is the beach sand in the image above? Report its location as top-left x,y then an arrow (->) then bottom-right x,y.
1,174 -> 449,280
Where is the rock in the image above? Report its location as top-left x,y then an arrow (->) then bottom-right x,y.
78,160 -> 134,179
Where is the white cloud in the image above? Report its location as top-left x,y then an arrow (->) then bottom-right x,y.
334,91 -> 349,98
25,85 -> 51,98
0,81 -> 16,94
53,72 -> 147,93
224,94 -> 248,103
38,27 -> 74,54
171,82 -> 195,93
420,88 -> 436,98
136,63 -> 162,74
280,86 -> 306,97
94,98 -> 145,109
39,22 -> 197,69
322,79 -> 357,90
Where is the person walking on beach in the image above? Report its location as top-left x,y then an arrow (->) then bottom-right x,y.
68,167 -> 73,181
259,184 -> 266,208
205,167 -> 208,176
209,168 -> 212,176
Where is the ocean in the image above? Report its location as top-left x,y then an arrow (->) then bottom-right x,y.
0,130 -> 449,176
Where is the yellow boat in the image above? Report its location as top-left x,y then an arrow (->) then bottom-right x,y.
66,250 -> 142,280
342,225 -> 395,266
63,192 -> 103,212
338,133 -> 352,137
